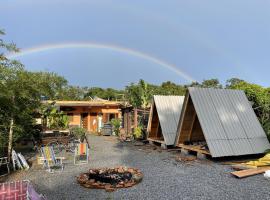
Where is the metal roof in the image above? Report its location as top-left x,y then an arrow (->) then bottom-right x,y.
43,100 -> 122,107
153,95 -> 185,145
186,87 -> 270,157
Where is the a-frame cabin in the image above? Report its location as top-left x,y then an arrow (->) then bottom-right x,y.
175,87 -> 270,157
147,95 -> 184,146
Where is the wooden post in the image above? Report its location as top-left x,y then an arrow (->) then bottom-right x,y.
7,118 -> 14,161
127,112 -> 131,136
8,96 -> 15,161
134,108 -> 138,129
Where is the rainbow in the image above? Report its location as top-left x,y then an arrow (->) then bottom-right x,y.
6,42 -> 196,82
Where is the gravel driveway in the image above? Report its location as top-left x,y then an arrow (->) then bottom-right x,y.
3,135 -> 270,200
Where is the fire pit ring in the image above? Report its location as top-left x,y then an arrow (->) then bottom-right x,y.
77,166 -> 143,192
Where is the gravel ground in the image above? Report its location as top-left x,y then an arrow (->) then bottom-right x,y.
2,135 -> 270,200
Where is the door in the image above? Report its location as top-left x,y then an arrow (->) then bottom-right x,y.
90,113 -> 97,132
81,113 -> 89,130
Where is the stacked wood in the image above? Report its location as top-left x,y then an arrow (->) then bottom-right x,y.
231,166 -> 270,178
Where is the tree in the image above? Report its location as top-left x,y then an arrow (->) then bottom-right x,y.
125,83 -> 142,108
226,78 -> 245,88
85,87 -> 124,101
0,30 -> 65,158
30,71 -> 68,100
230,81 -> 270,139
201,78 -> 222,88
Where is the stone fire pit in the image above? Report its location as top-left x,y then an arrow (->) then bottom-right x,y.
77,166 -> 143,192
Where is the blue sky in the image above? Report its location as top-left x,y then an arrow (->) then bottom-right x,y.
1,0 -> 270,88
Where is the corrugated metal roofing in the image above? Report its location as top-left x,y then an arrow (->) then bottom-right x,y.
187,87 -> 270,157
153,95 -> 184,145
44,100 -> 122,107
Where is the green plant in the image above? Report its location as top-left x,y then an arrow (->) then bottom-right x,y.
41,103 -> 69,130
70,126 -> 87,142
111,118 -> 121,136
133,126 -> 143,139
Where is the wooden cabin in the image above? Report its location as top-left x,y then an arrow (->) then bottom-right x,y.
47,100 -> 123,133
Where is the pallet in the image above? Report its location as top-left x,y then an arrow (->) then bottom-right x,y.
177,144 -> 211,155
147,138 -> 168,149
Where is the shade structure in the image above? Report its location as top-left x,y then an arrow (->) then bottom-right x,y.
175,87 -> 270,157
147,95 -> 184,146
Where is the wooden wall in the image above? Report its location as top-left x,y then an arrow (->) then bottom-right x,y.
148,103 -> 164,141
61,105 -> 121,132
177,94 -> 205,145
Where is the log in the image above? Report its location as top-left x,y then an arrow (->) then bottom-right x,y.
231,166 -> 270,178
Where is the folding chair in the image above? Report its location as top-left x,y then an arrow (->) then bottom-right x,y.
40,146 -> 64,172
74,143 -> 89,165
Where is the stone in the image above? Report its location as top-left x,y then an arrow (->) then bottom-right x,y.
105,185 -> 115,192
133,174 -> 143,183
92,183 -> 99,187
161,143 -> 167,149
118,168 -> 124,173
197,152 -> 207,160
105,187 -> 116,192
180,149 -> 190,156
124,182 -> 133,187
116,184 -> 123,188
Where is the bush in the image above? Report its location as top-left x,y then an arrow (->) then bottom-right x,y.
70,127 -> 87,142
133,126 -> 143,139
111,118 -> 121,136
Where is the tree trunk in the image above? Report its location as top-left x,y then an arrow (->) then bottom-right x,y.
7,118 -> 14,161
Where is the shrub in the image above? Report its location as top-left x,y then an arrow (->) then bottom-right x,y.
133,126 -> 143,139
70,127 -> 87,142
111,118 -> 121,136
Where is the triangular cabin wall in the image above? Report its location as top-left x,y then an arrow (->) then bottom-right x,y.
148,103 -> 164,142
177,94 -> 205,145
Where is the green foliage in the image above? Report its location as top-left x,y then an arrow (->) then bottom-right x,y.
30,71 -> 68,100
229,81 -> 270,139
201,78 -> 222,88
70,126 -> 87,142
125,79 -> 186,108
111,118 -> 121,136
225,78 -> 245,88
133,126 -> 143,139
0,30 -> 41,152
85,87 -> 124,101
40,103 -> 69,130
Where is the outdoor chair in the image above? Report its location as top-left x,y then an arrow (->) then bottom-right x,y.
40,146 -> 65,172
74,143 -> 89,165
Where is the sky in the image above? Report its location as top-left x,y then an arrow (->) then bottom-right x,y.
1,0 -> 270,88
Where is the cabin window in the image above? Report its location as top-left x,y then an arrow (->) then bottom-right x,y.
109,113 -> 116,121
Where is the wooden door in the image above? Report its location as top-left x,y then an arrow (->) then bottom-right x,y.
81,113 -> 88,130
90,113 -> 97,132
